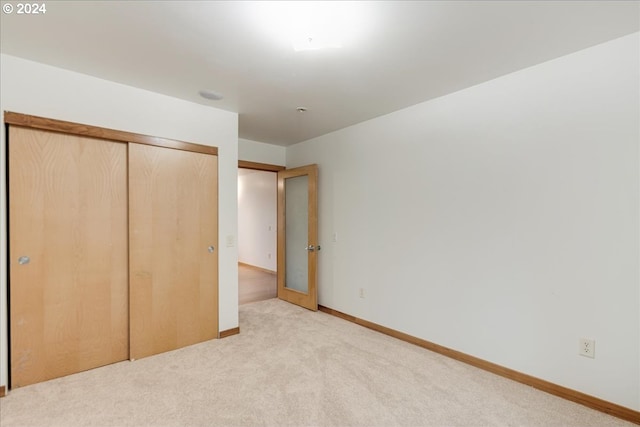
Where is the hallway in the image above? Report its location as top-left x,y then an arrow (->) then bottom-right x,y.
238,264 -> 277,305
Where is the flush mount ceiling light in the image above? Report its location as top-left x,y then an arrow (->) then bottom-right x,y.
292,35 -> 341,52
249,1 -> 365,52
198,89 -> 224,101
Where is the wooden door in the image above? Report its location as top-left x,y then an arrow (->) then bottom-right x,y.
9,127 -> 129,388
129,143 -> 218,360
277,164 -> 318,311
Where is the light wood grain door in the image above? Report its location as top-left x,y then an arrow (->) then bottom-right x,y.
129,143 -> 218,360
9,127 -> 129,388
277,164 -> 318,311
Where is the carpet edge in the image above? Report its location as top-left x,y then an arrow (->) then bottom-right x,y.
318,305 -> 640,425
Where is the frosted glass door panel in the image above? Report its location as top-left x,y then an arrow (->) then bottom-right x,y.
277,164 -> 317,311
285,175 -> 309,292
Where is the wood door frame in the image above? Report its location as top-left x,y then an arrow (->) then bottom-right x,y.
238,160 -> 285,172
4,111 -> 217,155
237,161 -> 319,311
237,160 -> 284,304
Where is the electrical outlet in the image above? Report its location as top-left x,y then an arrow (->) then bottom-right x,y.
579,338 -> 595,358
359,288 -> 365,298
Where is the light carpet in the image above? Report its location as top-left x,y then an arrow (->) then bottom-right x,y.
0,298 -> 633,426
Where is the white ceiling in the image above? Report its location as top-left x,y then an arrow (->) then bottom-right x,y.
1,1 -> 638,146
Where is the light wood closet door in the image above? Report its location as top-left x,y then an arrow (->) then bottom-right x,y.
129,143 -> 218,360
9,127 -> 129,388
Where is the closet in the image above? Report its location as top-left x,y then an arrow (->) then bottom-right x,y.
129,143 -> 218,360
6,112 -> 218,388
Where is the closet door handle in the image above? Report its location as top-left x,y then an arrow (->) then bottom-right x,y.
207,246 -> 215,253
18,256 -> 31,265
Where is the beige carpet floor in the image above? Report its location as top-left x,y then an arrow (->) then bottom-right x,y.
0,298 -> 633,426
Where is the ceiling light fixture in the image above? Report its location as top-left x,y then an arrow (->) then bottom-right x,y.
198,89 -> 224,101
296,107 -> 308,112
249,1 -> 366,52
292,35 -> 342,52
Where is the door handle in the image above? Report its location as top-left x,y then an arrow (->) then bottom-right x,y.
18,256 -> 30,265
207,246 -> 215,253
305,245 -> 321,252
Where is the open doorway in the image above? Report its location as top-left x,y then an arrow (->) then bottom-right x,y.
237,163 -> 282,304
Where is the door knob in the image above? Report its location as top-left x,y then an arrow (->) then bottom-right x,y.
305,245 -> 321,252
207,246 -> 215,253
18,256 -> 30,265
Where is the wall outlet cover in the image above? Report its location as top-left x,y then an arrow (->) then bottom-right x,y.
579,338 -> 595,358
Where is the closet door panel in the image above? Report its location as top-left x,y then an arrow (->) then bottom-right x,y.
129,143 -> 218,360
9,127 -> 128,388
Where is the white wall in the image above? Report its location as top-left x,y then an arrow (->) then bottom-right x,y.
239,138 -> 286,165
0,54 -> 240,389
238,170 -> 277,271
287,33 -> 640,410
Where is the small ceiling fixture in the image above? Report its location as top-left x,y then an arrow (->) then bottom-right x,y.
293,35 -> 342,52
250,2 -> 362,52
296,107 -> 308,112
198,89 -> 224,101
